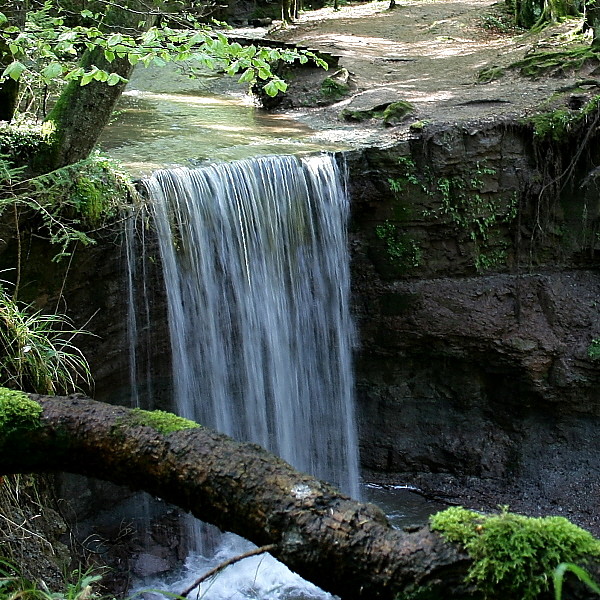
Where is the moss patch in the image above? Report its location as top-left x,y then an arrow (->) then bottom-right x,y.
477,66 -> 505,83
529,94 -> 600,141
320,77 -> 350,101
375,221 -> 422,269
588,338 -> 600,360
128,408 -> 200,435
341,100 -> 414,125
382,101 -> 415,126
509,47 -> 600,79
431,506 -> 600,600
0,387 -> 42,436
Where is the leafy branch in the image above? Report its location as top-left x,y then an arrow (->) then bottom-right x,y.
0,0 -> 327,98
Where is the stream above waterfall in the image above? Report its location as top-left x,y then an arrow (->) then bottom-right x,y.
99,65 -> 347,175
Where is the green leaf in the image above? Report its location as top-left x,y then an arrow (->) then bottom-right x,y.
141,28 -> 157,44
2,61 -> 26,81
42,61 -> 63,80
263,80 -> 279,97
80,9 -> 94,18
107,33 -> 123,47
93,69 -> 108,82
80,72 -> 94,86
238,68 -> 255,83
554,563 -> 600,600
257,68 -> 271,80
0,12 -> 7,26
65,67 -> 84,80
58,30 -> 78,42
106,72 -> 122,86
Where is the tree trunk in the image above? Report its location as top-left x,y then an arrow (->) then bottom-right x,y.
33,3 -> 156,172
0,0 -> 25,122
33,50 -> 133,172
281,0 -> 293,24
1,395 -> 598,600
0,395 -> 478,600
587,0 -> 600,48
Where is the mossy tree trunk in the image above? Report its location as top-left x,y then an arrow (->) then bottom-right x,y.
512,0 -> 579,28
587,0 -> 600,48
0,0 -> 25,122
0,395 -> 480,600
33,49 -> 133,172
32,2 -> 156,173
281,0 -> 294,23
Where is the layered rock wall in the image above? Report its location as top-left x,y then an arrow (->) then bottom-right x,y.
346,121 -> 600,530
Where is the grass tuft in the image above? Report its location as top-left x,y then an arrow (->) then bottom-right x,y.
0,286 -> 92,395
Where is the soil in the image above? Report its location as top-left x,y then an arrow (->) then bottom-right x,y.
260,0 -> 600,144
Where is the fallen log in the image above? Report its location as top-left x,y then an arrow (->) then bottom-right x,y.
0,394 -> 597,600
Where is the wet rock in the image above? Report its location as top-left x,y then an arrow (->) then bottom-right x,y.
132,552 -> 172,578
346,122 -> 600,533
341,89 -> 414,124
248,17 -> 272,26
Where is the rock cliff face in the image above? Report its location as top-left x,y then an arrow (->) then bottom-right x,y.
346,120 -> 600,532
2,118 -> 599,539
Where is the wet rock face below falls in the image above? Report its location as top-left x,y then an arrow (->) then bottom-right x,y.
347,122 -> 600,531
354,272 -> 600,526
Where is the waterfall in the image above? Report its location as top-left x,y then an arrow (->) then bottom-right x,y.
142,153 -> 360,498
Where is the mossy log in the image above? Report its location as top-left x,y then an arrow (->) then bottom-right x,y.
0,395 -> 598,600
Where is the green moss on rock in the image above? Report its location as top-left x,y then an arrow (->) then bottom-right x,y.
128,408 -> 200,435
0,387 -> 42,436
477,66 -> 505,83
431,506 -> 600,600
382,101 -> 415,126
341,100 -> 414,125
511,47 -> 600,78
529,95 -> 600,142
320,77 -> 350,100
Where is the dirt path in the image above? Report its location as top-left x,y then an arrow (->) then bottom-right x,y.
264,0 -> 599,143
